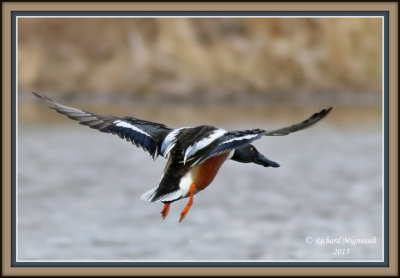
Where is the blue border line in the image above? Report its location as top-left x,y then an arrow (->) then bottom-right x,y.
383,10 -> 390,267
9,261 -> 387,268
11,11 -> 17,268
11,10 -> 389,268
13,10 -> 387,17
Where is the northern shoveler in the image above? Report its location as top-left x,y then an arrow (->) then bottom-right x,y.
33,92 -> 332,222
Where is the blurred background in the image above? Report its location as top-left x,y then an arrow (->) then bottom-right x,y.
18,17 -> 382,261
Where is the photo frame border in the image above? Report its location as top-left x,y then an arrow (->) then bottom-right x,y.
2,2 -> 398,276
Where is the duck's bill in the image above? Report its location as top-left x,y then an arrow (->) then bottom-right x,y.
253,154 -> 280,168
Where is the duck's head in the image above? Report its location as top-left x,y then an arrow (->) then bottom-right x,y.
231,144 -> 280,168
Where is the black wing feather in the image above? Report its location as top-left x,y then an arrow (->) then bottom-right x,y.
33,92 -> 172,159
262,107 -> 332,136
188,129 -> 265,165
188,108 -> 332,165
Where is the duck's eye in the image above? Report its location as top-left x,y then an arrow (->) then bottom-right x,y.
250,147 -> 254,152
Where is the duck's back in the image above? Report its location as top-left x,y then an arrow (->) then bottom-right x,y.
142,125 -> 225,202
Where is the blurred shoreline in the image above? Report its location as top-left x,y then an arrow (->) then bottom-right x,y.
19,91 -> 382,128
19,18 -> 382,97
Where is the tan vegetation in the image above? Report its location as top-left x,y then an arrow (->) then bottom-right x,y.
18,17 -> 382,102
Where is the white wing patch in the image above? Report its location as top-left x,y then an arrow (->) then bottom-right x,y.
183,129 -> 226,164
160,127 -> 189,157
219,133 -> 259,145
113,120 -> 152,138
190,133 -> 260,166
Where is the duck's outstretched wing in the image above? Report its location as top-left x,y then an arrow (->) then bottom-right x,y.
33,92 -> 172,159
187,107 -> 332,165
262,107 -> 332,136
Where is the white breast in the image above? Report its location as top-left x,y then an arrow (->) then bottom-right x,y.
179,172 -> 195,198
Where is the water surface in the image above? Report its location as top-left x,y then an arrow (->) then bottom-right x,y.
17,106 -> 382,261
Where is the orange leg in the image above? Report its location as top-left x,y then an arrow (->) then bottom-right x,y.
179,183 -> 195,222
161,203 -> 170,219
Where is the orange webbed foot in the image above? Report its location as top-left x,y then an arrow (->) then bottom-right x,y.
179,183 -> 195,222
161,203 -> 170,219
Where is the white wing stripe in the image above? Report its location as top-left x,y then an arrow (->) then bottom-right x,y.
113,120 -> 152,138
183,129 -> 226,164
163,142 -> 176,158
183,146 -> 194,164
219,133 -> 259,145
161,127 -> 189,156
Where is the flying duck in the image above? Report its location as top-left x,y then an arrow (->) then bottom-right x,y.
33,92 -> 332,222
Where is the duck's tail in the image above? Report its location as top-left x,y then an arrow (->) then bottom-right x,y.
141,187 -> 184,203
